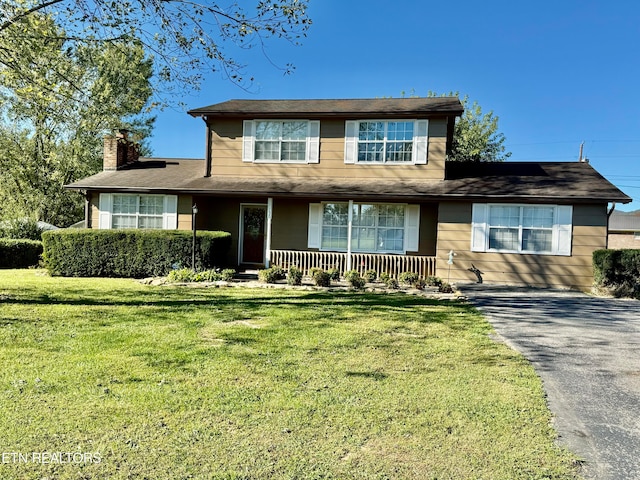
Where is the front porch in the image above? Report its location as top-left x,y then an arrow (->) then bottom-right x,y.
270,249 -> 437,279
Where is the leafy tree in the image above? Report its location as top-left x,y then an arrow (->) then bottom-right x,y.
426,91 -> 511,162
0,0 -> 311,101
0,13 -> 154,226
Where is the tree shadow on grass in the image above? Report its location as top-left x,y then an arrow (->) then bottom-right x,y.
0,288 -> 474,312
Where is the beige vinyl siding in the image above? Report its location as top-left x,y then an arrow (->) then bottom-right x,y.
436,202 -> 607,290
209,118 -> 447,180
271,199 -> 309,251
177,195 -> 193,230
89,193 -> 99,228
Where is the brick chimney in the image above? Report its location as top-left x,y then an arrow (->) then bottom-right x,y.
103,129 -> 139,171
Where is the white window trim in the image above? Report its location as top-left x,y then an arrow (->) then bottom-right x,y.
344,119 -> 428,165
242,119 -> 320,164
98,193 -> 177,230
471,203 -> 572,256
311,201 -> 419,255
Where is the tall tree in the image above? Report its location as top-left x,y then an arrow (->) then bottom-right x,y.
426,91 -> 511,162
0,13 -> 154,226
0,0 -> 311,102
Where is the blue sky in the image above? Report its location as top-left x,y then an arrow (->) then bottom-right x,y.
149,0 -> 640,212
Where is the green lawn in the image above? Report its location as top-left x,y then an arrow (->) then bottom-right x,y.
0,270 -> 579,479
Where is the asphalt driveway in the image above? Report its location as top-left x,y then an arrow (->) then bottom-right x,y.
459,284 -> 640,480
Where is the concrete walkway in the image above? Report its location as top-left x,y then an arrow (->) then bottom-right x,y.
459,284 -> 640,480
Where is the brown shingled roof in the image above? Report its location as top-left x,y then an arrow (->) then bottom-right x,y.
187,97 -> 464,119
66,159 -> 631,204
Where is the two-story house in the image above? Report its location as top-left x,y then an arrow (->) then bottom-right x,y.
66,97 -> 631,289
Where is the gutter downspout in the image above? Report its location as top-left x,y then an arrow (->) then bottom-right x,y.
606,203 -> 616,249
84,191 -> 91,228
203,116 -> 212,177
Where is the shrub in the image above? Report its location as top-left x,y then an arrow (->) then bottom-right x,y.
439,282 -> 454,293
258,267 -> 280,284
425,276 -> 443,287
344,270 -> 365,289
0,218 -> 45,240
379,272 -> 391,284
308,267 -> 322,279
270,266 -> 286,281
311,269 -> 331,287
167,268 -> 196,283
42,229 -> 231,278
220,269 -> 236,282
287,266 -> 303,286
593,249 -> 640,299
167,268 -> 236,283
414,278 -> 427,290
0,239 -> 43,268
363,269 -> 377,283
327,267 -> 341,281
385,278 -> 399,289
399,271 -> 419,285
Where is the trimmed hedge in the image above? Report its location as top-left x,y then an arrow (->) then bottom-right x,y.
593,249 -> 640,299
42,229 -> 232,278
0,239 -> 43,268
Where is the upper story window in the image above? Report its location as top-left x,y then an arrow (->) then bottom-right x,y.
357,121 -> 414,162
243,120 -> 320,164
471,204 -> 573,256
345,120 -> 428,165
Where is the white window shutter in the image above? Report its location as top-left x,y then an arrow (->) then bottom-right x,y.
554,205 -> 573,256
413,120 -> 429,164
242,120 -> 255,163
471,204 -> 488,252
404,204 -> 420,252
307,203 -> 322,248
344,121 -> 357,164
163,195 -> 178,230
98,193 -> 112,229
307,121 -> 320,163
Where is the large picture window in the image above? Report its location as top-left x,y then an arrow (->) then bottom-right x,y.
472,204 -> 573,256
320,203 -> 405,253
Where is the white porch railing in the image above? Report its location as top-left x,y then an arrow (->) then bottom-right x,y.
270,250 -> 437,279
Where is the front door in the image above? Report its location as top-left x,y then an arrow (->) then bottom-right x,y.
240,205 -> 266,264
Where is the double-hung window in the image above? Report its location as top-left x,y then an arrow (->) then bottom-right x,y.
357,121 -> 414,162
112,194 -> 164,229
98,193 -> 177,230
310,202 -> 419,254
344,120 -> 429,164
242,120 -> 320,163
472,204 -> 573,256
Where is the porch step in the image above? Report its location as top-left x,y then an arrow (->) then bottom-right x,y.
235,269 -> 259,281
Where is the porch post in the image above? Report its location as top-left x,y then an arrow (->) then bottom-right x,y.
346,200 -> 353,271
265,197 -> 273,268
